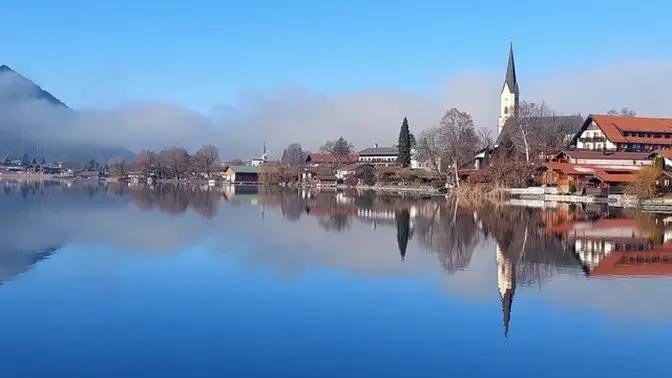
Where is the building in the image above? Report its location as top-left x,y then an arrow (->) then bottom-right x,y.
305,153 -> 359,167
358,145 -> 398,165
224,166 -> 259,184
571,114 -> 672,152
492,43 -> 583,155
537,162 -> 640,195
552,150 -> 656,167
498,43 -> 519,135
251,143 -> 270,167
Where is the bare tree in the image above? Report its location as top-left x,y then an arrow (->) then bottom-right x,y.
478,127 -> 494,149
193,145 -> 219,178
438,108 -> 481,186
281,143 -> 308,165
505,101 -> 555,164
607,107 -> 636,117
320,137 -> 354,156
416,127 -> 442,174
134,150 -> 157,176
108,160 -> 128,178
159,146 -> 191,180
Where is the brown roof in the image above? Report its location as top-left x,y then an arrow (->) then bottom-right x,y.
589,114 -> 672,145
306,153 -> 358,164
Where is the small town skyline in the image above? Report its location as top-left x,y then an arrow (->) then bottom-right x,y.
2,1 -> 672,158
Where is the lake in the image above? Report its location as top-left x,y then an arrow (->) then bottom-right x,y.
1,181 -> 671,377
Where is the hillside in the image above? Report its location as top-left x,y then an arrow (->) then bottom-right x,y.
0,65 -> 134,163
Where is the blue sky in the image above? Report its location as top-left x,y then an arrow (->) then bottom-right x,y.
3,0 -> 672,112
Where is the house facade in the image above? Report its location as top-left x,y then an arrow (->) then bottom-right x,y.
358,146 -> 398,165
572,114 -> 672,152
224,166 -> 259,184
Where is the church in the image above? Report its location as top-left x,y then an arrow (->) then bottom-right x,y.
495,44 -> 584,144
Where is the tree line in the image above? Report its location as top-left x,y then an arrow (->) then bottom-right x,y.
109,145 -> 220,179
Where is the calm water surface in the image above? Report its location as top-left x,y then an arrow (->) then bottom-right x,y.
1,181 -> 671,377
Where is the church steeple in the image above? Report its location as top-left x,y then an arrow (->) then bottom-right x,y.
498,42 -> 520,136
504,43 -> 518,93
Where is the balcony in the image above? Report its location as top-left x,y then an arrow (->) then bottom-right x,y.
578,137 -> 607,143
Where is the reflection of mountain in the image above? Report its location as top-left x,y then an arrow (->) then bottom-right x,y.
6,182 -> 672,333
0,246 -> 58,284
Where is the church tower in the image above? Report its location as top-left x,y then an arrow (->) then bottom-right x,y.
498,43 -> 519,135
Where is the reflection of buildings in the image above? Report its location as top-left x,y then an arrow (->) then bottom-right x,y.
496,245 -> 515,337
547,216 -> 672,277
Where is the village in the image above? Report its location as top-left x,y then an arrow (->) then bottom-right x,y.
3,44 -> 672,207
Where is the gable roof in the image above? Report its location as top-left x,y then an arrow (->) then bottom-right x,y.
358,146 -> 398,156
542,162 -> 639,183
498,115 -> 584,145
228,165 -> 259,173
306,153 -> 359,164
554,149 -> 657,161
572,114 -> 672,146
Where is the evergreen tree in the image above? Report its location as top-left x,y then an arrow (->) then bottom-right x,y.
398,117 -> 412,167
332,137 -> 354,156
21,153 -> 30,167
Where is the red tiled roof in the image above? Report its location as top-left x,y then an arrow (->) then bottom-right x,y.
591,114 -> 672,145
591,247 -> 672,277
557,149 -> 655,161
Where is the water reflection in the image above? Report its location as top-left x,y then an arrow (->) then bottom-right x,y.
2,181 -> 672,335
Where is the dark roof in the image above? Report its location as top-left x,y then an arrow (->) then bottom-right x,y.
306,153 -> 359,164
503,43 -> 518,93
228,165 -> 259,173
498,115 -> 584,145
555,150 -> 656,161
358,147 -> 398,156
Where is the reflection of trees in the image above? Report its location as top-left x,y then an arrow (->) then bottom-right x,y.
395,209 -> 411,260
478,204 -> 581,286
108,183 -> 219,218
414,198 -> 479,273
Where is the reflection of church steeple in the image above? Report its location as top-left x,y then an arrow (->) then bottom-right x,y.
496,245 -> 516,337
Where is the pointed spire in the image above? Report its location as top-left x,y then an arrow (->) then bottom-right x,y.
503,42 -> 518,94
501,289 -> 513,337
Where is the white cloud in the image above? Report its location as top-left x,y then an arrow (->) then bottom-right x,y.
2,58 -> 671,159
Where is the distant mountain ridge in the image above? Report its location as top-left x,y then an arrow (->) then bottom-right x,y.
0,65 -> 134,163
0,64 -> 69,108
